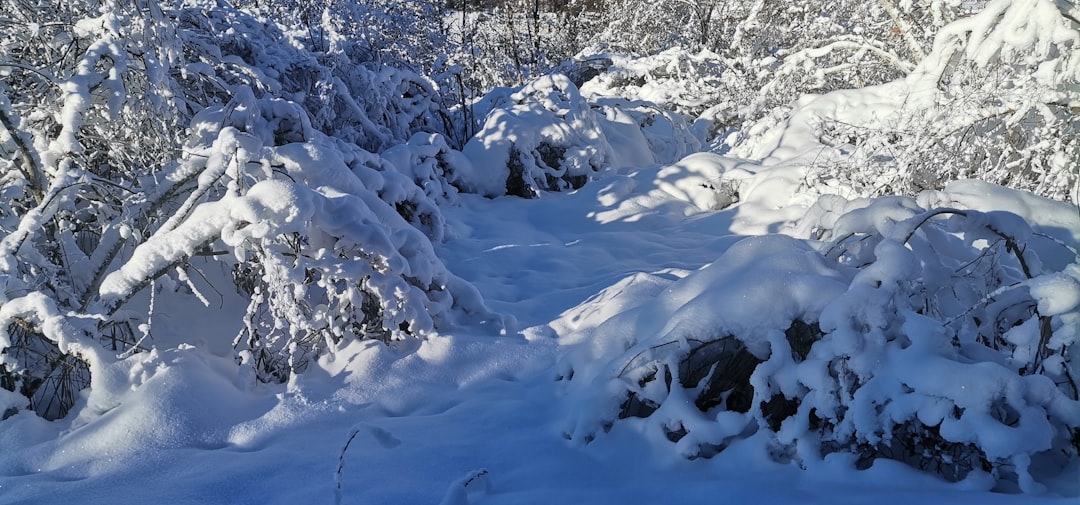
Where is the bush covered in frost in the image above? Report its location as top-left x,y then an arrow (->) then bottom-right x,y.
737,0 -> 1080,202
559,186 -> 1080,490
0,0 -> 496,418
457,73 -> 700,197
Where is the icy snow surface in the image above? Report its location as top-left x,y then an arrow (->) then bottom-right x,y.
1,152 -> 1077,503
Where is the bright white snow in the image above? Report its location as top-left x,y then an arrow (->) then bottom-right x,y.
1,1 -> 1078,502
1,150 -> 1077,502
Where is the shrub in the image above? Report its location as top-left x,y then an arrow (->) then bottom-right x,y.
559,195 -> 1080,490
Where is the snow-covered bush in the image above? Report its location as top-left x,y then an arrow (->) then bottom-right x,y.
449,2 -> 605,89
0,0 -> 189,419
382,132 -> 469,211
591,0 -> 967,135
597,0 -> 752,55
0,0 -> 497,417
175,3 -> 451,153
124,95 -> 497,382
459,74 -> 609,197
738,0 -> 1080,202
559,188 -> 1079,490
577,49 -> 733,118
238,0 -> 450,75
573,49 -> 751,145
456,73 -> 700,197
724,0 -> 951,103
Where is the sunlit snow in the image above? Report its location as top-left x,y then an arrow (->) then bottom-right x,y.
1,0 -> 1077,503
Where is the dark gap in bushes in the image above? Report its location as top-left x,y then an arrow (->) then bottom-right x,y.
505,147 -> 534,198
1,321 -> 91,421
680,336 -> 759,413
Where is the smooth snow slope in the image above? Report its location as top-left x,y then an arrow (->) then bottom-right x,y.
0,154 -> 1076,504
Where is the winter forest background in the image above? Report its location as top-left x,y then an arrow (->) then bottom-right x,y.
0,0 -> 1078,503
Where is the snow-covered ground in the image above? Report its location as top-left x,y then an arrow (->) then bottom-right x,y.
1,149 -> 1076,504
1,1 -> 1077,500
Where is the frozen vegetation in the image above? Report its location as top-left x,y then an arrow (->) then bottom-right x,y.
0,0 -> 1077,503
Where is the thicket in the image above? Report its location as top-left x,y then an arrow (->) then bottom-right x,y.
453,0 -> 1078,202
0,0 -> 497,418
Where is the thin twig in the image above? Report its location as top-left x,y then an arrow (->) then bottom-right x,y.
335,428 -> 361,505
900,208 -> 967,245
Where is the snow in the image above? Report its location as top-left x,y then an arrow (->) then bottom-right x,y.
4,144 -> 1078,502
2,1 -> 1079,503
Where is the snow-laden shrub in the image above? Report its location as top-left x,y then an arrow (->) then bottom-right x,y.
737,0 -> 1080,202
0,0 -> 494,416
596,0 -> 724,54
573,49 -> 749,146
458,74 -> 611,197
576,49 -> 731,119
0,0 -> 189,419
559,190 -> 1079,490
0,0 -> 185,207
456,73 -> 700,197
382,133 -> 468,210
175,3 -> 449,153
98,92 -> 498,383
588,0 -> 971,146
447,3 -> 606,91
235,0 -> 450,76
720,0 -> 954,112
